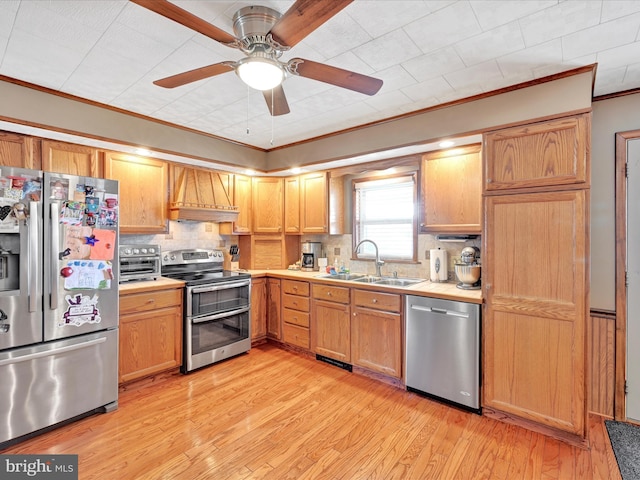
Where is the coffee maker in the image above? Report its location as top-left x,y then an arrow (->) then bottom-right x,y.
301,241 -> 322,271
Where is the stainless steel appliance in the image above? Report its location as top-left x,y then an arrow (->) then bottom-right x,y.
162,249 -> 251,373
0,167 -> 119,447
455,246 -> 481,290
301,241 -> 322,271
405,295 -> 480,413
119,244 -> 161,282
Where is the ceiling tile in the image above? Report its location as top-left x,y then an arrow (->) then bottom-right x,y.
401,76 -> 454,102
496,39 -> 563,79
347,1 -> 432,37
401,46 -> 465,83
444,60 -> 504,91
601,0 -> 640,22
454,21 -> 525,66
403,2 -> 482,55
469,0 -> 555,31
353,28 -> 422,71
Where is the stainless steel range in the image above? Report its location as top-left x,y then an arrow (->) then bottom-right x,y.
161,249 -> 251,373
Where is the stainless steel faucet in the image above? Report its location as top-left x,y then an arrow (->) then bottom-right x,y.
354,239 -> 384,277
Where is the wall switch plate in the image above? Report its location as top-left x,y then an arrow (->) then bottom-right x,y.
205,223 -> 213,232
334,248 -> 341,255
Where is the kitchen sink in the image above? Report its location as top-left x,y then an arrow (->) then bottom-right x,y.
315,273 -> 365,281
373,278 -> 426,287
316,273 -> 426,288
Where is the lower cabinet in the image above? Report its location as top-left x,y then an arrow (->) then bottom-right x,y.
351,289 -> 403,378
251,278 -> 267,341
282,279 -> 310,349
119,282 -> 183,384
311,284 -> 351,363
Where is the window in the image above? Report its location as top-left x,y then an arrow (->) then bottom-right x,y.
353,173 -> 417,261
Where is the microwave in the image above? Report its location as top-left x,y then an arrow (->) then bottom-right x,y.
119,244 -> 162,282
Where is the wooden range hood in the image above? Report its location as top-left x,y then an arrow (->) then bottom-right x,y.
169,165 -> 239,222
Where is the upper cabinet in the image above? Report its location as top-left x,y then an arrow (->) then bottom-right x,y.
420,144 -> 482,234
484,114 -> 589,192
0,132 -> 38,169
284,176 -> 301,233
104,152 -> 169,234
220,174 -> 252,235
300,172 -> 328,233
284,171 -> 329,235
252,177 -> 283,234
41,140 -> 101,177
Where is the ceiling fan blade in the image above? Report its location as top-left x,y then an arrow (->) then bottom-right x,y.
154,62 -> 235,88
263,85 -> 290,116
269,0 -> 353,47
130,0 -> 237,46
290,59 -> 383,96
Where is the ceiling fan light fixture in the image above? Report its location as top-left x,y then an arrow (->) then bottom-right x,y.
237,57 -> 284,91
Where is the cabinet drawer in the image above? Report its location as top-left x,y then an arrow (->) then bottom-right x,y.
353,289 -> 401,313
282,323 -> 309,349
282,279 -> 310,296
282,293 -> 310,312
312,284 -> 350,304
120,288 -> 182,315
282,308 -> 310,327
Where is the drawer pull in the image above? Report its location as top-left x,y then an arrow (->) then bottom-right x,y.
372,298 -> 378,303
147,298 -> 155,303
327,292 -> 332,296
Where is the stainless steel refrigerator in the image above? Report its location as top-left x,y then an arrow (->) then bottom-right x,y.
0,167 -> 119,446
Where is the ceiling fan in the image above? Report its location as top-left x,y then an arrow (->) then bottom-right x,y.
130,0 -> 383,116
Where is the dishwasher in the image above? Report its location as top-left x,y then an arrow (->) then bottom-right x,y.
405,295 -> 481,413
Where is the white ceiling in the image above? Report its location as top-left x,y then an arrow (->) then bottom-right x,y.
0,0 -> 639,150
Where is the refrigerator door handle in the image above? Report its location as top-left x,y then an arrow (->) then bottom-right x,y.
28,200 -> 38,312
50,201 -> 59,311
0,336 -> 106,366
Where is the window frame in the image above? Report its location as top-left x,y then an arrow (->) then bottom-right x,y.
351,171 -> 419,263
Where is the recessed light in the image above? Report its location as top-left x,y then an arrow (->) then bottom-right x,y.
439,140 -> 455,148
290,167 -> 302,174
136,148 -> 151,156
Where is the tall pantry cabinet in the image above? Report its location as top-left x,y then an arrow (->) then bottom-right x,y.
482,114 -> 590,444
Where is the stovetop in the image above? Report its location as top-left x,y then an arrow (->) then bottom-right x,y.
161,248 -> 250,286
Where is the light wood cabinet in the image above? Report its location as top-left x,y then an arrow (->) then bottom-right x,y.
484,114 -> 589,192
483,113 -> 590,444
251,278 -> 267,341
267,278 -> 281,339
351,288 -> 402,378
0,132 -> 38,169
41,140 -> 101,177
284,176 -> 301,233
220,174 -> 252,234
312,284 -> 351,363
119,283 -> 183,384
281,279 -> 310,349
252,177 -> 283,233
104,152 -> 168,234
420,144 -> 481,233
300,172 -> 328,233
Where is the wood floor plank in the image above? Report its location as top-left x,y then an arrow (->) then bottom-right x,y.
0,344 -> 623,480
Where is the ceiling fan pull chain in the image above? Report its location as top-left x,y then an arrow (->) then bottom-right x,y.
246,84 -> 250,135
270,88 -> 274,146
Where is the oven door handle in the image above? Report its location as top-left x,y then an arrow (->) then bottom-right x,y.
191,306 -> 251,324
190,280 -> 250,294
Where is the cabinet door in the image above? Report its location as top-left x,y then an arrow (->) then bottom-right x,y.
0,132 -> 37,169
301,172 -> 328,233
484,114 -> 589,192
104,152 -> 168,234
483,190 -> 587,437
267,278 -> 281,339
312,299 -> 350,363
252,177 -> 283,233
351,306 -> 402,378
251,278 -> 267,340
420,145 -> 481,233
42,140 -> 101,177
119,305 -> 182,383
284,176 -> 301,233
220,174 -> 252,234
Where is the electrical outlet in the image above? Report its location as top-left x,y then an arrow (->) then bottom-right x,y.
425,250 -> 430,259
334,248 -> 341,256
204,223 -> 213,232
165,233 -> 173,240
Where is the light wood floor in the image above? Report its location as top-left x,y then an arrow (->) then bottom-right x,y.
1,344 -> 622,479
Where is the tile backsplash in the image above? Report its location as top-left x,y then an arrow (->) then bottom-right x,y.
123,221 -> 480,282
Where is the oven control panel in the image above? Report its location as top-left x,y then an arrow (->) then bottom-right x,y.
162,249 -> 224,266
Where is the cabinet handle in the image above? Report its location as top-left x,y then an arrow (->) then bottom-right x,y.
147,298 -> 155,303
353,312 -> 356,316
327,292 -> 332,296
372,299 -> 378,303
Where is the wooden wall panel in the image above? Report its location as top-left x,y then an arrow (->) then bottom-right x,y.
589,310 -> 616,417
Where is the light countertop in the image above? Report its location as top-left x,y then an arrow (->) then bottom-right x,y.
247,269 -> 482,304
